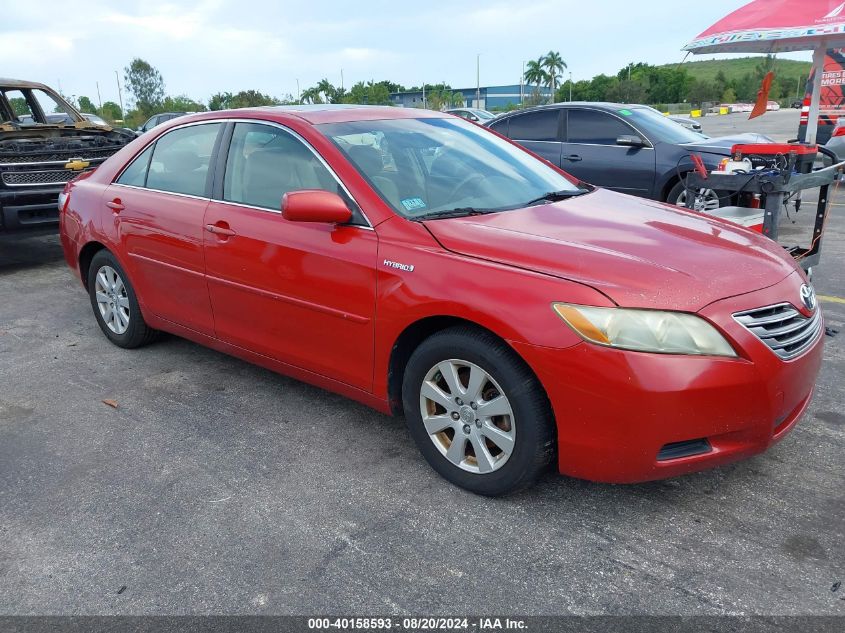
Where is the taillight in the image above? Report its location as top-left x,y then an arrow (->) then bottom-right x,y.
833,125 -> 845,137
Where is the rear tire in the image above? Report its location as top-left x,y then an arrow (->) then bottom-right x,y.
87,250 -> 158,349
402,326 -> 555,496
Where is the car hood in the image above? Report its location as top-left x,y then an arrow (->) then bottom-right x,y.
422,189 -> 797,312
682,133 -> 775,156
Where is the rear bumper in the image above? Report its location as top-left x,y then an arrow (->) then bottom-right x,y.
0,186 -> 62,231
512,272 -> 824,483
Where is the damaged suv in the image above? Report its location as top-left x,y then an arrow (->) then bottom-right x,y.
0,78 -> 134,233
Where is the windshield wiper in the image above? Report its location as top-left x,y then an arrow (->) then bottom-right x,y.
416,207 -> 497,221
523,188 -> 590,207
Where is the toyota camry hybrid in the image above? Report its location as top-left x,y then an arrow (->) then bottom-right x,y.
59,105 -> 824,495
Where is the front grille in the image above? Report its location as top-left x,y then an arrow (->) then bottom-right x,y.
733,303 -> 822,360
0,148 -> 116,164
1,168 -> 93,187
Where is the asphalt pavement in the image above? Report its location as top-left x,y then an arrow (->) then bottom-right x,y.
0,111 -> 843,617
698,108 -> 802,142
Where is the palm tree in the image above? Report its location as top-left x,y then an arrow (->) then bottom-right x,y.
299,86 -> 323,104
523,57 -> 548,90
542,51 -> 567,101
316,78 -> 337,103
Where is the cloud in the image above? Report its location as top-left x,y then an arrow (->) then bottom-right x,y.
1,0 -> 812,106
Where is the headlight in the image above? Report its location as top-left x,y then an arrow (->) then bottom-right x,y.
552,303 -> 737,357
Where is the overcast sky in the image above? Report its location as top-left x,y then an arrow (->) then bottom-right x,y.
2,0 -> 811,106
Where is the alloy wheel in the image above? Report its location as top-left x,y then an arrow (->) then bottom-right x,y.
676,188 -> 721,212
418,359 -> 516,474
94,265 -> 130,335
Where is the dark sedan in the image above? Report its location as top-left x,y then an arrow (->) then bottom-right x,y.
485,103 -> 770,210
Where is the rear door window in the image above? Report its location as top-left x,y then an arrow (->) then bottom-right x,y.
567,109 -> 637,145
507,110 -> 560,142
145,123 -> 222,197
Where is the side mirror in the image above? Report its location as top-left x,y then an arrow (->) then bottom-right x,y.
616,134 -> 645,147
282,190 -> 352,224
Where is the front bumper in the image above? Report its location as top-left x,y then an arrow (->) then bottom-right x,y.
0,186 -> 62,231
512,272 -> 824,483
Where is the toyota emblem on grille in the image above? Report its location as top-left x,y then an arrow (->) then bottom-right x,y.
799,284 -> 817,312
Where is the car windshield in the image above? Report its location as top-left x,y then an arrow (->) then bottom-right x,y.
624,107 -> 708,144
471,110 -> 495,120
318,117 -> 581,219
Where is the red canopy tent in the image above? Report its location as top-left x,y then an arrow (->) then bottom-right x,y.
684,0 -> 845,143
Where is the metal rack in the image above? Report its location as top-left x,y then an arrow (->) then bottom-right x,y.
683,160 -> 844,271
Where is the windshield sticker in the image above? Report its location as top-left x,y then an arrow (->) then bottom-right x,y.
401,197 -> 427,211
618,109 -> 633,116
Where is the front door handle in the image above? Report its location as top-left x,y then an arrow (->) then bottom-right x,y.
106,199 -> 125,212
564,154 -> 583,162
205,223 -> 236,237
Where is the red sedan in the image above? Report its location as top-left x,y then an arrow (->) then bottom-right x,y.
59,106 -> 823,495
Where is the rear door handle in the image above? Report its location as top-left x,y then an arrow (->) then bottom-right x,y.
106,199 -> 125,212
564,154 -> 582,162
205,223 -> 236,237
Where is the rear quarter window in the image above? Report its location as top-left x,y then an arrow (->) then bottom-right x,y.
487,118 -> 509,136
116,145 -> 154,187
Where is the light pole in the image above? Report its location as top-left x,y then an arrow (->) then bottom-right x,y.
114,70 -> 124,121
476,54 -> 480,109
569,71 -> 572,102
521,61 -> 525,108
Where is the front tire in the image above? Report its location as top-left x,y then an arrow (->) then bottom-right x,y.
87,250 -> 158,349
667,180 -> 725,212
402,326 -> 555,496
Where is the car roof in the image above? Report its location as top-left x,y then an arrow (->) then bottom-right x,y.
492,102 -> 648,120
0,78 -> 54,91
179,104 -> 448,125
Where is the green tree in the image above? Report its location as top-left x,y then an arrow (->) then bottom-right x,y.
343,81 -> 393,105
688,79 -> 719,106
754,54 -> 777,81
100,101 -> 122,122
209,90 -> 279,109
232,90 -> 279,108
124,58 -> 165,115
585,74 -> 618,101
208,92 -> 234,110
611,79 -> 647,104
78,96 -> 98,114
735,73 -> 758,101
542,51 -> 567,99
8,97 -> 29,117
162,95 -> 207,112
721,87 -> 737,103
714,70 -> 729,96
300,86 -> 323,104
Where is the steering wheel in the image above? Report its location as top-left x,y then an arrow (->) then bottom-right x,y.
446,173 -> 485,201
